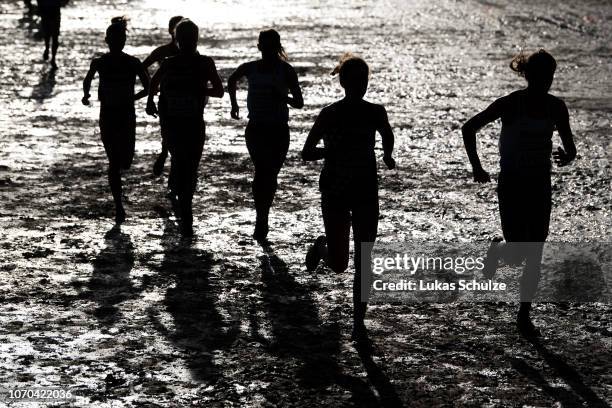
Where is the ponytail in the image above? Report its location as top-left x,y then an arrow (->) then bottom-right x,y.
510,52 -> 529,76
510,49 -> 556,79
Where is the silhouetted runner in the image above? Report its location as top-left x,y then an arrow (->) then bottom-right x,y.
82,17 -> 150,224
24,0 -> 34,16
146,19 -> 224,237
228,29 -> 304,243
461,50 -> 577,337
143,16 -> 183,189
36,0 -> 68,69
302,55 -> 395,345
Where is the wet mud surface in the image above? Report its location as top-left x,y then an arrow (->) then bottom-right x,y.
0,0 -> 611,406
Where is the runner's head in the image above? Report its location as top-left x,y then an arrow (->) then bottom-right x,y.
332,54 -> 369,99
169,16 -> 184,40
258,29 -> 288,61
175,19 -> 199,54
511,49 -> 556,94
106,17 -> 128,52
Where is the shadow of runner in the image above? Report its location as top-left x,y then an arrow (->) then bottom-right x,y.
31,66 -> 56,102
88,226 -> 136,325
510,337 -> 610,408
158,218 -> 240,383
259,246 -> 398,406
355,343 -> 405,408
529,337 -> 610,408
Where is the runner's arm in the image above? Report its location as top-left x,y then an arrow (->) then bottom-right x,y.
82,59 -> 98,105
461,96 -> 506,182
227,63 -> 249,119
286,64 -> 304,109
142,47 -> 160,70
302,110 -> 327,161
553,99 -> 577,167
204,58 -> 224,98
146,63 -> 165,117
134,60 -> 150,101
377,106 -> 395,169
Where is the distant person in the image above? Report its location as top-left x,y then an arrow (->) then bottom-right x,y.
24,0 -> 34,16
143,15 -> 183,186
461,50 -> 576,337
146,19 -> 224,237
301,55 -> 395,344
227,29 -> 304,243
36,0 -> 68,69
82,17 -> 150,224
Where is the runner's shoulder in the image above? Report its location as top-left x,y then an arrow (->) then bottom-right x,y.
319,101 -> 342,121
126,53 -> 143,66
198,54 -> 215,65
500,90 -> 522,104
546,93 -> 568,118
280,60 -> 296,72
362,100 -> 387,119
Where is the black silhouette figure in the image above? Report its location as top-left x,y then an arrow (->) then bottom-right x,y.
227,29 -> 304,243
36,0 -> 68,69
19,0 -> 40,37
301,55 -> 395,344
146,19 -> 224,236
24,0 -> 34,15
461,50 -> 577,337
143,16 -> 183,189
82,17 -> 150,224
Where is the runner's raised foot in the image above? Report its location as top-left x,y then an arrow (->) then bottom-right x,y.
306,235 -> 327,272
153,152 -> 167,176
482,237 -> 503,279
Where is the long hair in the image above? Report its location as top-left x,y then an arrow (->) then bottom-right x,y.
331,53 -> 370,81
510,49 -> 557,78
259,29 -> 288,61
106,16 -> 128,46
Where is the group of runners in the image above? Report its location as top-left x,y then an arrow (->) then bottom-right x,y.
29,5 -> 577,342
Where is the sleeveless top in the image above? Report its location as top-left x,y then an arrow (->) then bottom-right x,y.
159,53 -> 210,121
319,102 -> 379,197
246,61 -> 289,125
96,52 -> 140,111
499,94 -> 555,173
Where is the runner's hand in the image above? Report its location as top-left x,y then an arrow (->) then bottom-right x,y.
383,155 -> 396,170
553,147 -> 573,167
81,95 -> 90,106
230,104 -> 240,120
473,166 -> 491,183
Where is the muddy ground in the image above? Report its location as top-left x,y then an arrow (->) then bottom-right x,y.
0,0 -> 611,406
